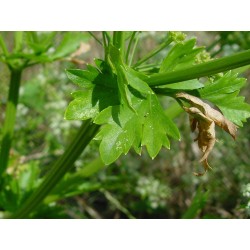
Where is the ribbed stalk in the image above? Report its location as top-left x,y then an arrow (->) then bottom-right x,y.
147,49 -> 250,86
11,120 -> 99,218
0,69 -> 22,178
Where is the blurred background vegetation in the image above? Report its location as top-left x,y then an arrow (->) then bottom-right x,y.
0,31 -> 250,218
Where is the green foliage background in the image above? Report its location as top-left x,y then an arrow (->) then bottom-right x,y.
0,31 -> 250,218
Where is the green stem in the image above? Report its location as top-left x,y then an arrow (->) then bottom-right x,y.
134,37 -> 172,68
113,31 -> 125,59
10,120 -> 100,218
29,32 -> 39,43
135,63 -> 161,72
14,32 -> 23,53
0,69 -> 22,178
102,32 -> 108,61
125,31 -> 137,64
128,32 -> 140,67
102,32 -> 107,48
147,49 -> 250,87
103,31 -> 111,44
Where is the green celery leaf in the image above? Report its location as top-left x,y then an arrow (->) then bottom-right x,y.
94,88 -> 180,164
108,45 -> 153,112
65,90 -> 98,120
116,65 -> 135,111
125,67 -> 154,95
160,38 -> 204,72
199,71 -> 246,100
213,96 -> 250,126
94,105 -> 141,164
94,58 -> 105,70
66,69 -> 98,88
65,84 -> 119,120
199,71 -> 250,126
141,94 -> 180,158
65,63 -> 120,121
66,49 -> 181,164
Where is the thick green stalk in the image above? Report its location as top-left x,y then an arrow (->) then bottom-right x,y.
113,31 -> 125,58
147,49 -> 250,86
0,69 -> 22,177
10,120 -> 100,218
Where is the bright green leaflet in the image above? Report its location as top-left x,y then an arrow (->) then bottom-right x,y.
66,68 -> 97,89
141,94 -> 180,158
199,71 -> 250,126
160,38 -> 204,72
65,62 -> 120,121
94,104 -> 142,164
217,97 -> 250,126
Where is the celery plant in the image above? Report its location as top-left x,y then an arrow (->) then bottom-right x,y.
0,31 -> 250,218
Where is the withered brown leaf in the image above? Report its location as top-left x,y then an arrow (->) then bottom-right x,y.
176,92 -> 238,176
176,93 -> 237,138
